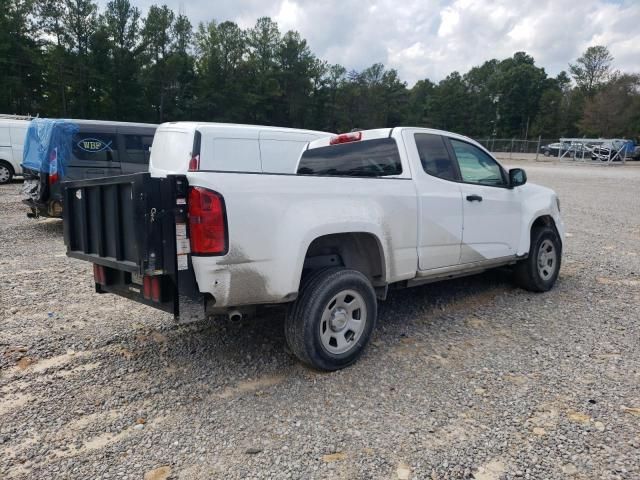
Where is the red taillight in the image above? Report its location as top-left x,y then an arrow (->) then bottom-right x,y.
188,154 -> 200,171
48,148 -> 59,185
93,264 -> 106,285
151,277 -> 161,302
143,275 -> 162,302
143,276 -> 152,299
330,131 -> 362,145
188,187 -> 227,255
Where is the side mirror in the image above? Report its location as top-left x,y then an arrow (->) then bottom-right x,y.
509,168 -> 527,188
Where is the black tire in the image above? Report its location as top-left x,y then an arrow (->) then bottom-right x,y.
0,161 -> 14,184
513,225 -> 562,292
543,150 -> 550,157
285,267 -> 377,371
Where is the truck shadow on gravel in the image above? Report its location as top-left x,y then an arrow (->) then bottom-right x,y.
110,269 -> 513,380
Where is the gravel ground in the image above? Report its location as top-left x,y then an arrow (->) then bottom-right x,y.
1,162 -> 639,480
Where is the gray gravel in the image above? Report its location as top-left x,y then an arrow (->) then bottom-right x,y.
1,162 -> 639,480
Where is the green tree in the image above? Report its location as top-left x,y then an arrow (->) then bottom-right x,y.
165,14 -> 196,120
141,4 -> 175,121
102,0 -> 144,120
0,0 -> 43,115
62,0 -> 99,117
569,45 -> 614,96
580,74 -> 640,138
275,30 -> 317,127
246,17 -> 281,124
429,72 -> 471,133
194,20 -> 249,121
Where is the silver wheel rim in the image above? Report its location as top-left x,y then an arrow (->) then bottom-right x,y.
537,239 -> 557,281
0,166 -> 10,183
320,289 -> 367,355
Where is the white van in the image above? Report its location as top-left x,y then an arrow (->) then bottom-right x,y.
150,122 -> 332,177
0,117 -> 30,184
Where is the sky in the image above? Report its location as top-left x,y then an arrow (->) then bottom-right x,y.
119,0 -> 640,85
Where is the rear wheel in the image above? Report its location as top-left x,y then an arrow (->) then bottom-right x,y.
0,162 -> 13,184
513,225 -> 562,292
285,268 -> 377,371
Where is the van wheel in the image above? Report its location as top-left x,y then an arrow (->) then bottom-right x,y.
513,226 -> 562,292
285,267 -> 377,371
0,162 -> 13,184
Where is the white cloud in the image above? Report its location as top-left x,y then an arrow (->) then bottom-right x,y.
103,0 -> 640,84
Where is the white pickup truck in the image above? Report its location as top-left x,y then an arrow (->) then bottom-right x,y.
62,123 -> 564,370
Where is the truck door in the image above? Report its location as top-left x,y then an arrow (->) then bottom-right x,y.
402,130 -> 464,270
445,137 -> 521,263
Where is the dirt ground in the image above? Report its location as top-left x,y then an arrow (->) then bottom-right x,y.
1,162 -> 639,479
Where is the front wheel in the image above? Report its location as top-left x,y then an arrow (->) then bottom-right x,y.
513,226 -> 562,292
0,162 -> 13,184
285,268 -> 377,371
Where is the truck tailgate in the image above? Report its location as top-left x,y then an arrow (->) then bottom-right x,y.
62,173 -> 203,321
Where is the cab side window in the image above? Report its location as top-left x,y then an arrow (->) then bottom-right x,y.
450,139 -> 505,186
414,133 -> 458,181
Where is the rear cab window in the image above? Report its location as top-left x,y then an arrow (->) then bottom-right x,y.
297,138 -> 402,177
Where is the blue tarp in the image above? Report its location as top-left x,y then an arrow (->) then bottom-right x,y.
21,119 -> 79,178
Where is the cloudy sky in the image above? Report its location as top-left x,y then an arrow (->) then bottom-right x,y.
123,0 -> 640,85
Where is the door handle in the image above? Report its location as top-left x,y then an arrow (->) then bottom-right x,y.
466,194 -> 483,202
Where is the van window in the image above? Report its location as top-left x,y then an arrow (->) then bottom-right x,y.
202,138 -> 260,172
297,138 -> 402,177
260,139 -> 308,173
123,134 -> 153,164
72,132 -> 119,162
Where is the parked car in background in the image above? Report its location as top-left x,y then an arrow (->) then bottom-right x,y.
540,142 -> 592,158
0,117 -> 30,184
21,119 -> 157,217
61,126 -> 564,370
591,140 -> 629,161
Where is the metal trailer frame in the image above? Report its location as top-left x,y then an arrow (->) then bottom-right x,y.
558,138 -> 630,165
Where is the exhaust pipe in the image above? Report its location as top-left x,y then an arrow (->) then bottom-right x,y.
228,310 -> 243,322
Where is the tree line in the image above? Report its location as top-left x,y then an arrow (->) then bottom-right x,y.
1,0 -> 639,140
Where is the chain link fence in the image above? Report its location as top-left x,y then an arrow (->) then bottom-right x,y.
477,137 -> 636,163
476,137 -> 555,161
